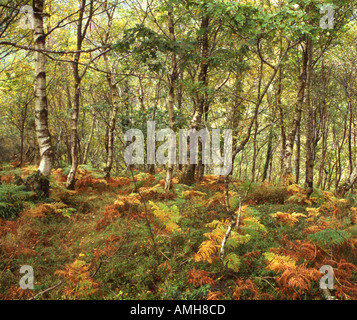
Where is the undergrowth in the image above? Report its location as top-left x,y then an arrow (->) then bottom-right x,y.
0,166 -> 356,300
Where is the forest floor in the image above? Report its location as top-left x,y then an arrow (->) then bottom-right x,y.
0,164 -> 356,300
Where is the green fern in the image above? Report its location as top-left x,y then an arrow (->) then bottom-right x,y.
307,229 -> 351,249
223,252 -> 241,272
226,234 -> 251,250
0,184 -> 34,220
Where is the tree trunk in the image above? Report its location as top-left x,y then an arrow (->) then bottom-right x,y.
348,99 -> 353,175
66,60 -> 81,189
182,14 -> 210,185
317,62 -> 329,188
148,79 -> 161,175
33,0 -> 53,197
334,117 -> 347,191
305,36 -> 314,196
19,102 -> 29,167
337,164 -> 357,198
251,117 -> 258,182
277,68 -> 286,176
262,126 -> 273,182
103,53 -> 120,178
295,119 -> 301,184
82,108 -> 96,165
164,8 -> 178,191
282,42 -> 308,181
318,124 -> 328,188
66,0 -> 93,189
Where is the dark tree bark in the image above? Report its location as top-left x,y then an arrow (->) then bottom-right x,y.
182,13 -> 210,185
66,0 -> 93,189
262,126 -> 273,182
103,53 -> 120,178
282,42 -> 308,181
305,36 -> 314,196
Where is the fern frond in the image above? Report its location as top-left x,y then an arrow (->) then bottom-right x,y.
149,201 -> 181,233
233,278 -> 259,300
223,252 -> 241,272
263,252 -> 297,272
194,239 -> 218,263
271,211 -> 306,226
308,229 -> 351,249
187,268 -> 215,288
55,259 -> 99,299
206,290 -> 225,300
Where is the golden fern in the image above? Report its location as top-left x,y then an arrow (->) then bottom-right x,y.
149,201 -> 181,233
271,211 -> 306,226
263,252 -> 297,272
195,219 -> 250,264
55,259 -> 99,299
182,190 -> 207,199
194,239 -> 218,263
206,290 -> 225,300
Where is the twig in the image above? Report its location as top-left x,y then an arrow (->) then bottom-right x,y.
91,259 -> 108,278
27,281 -> 63,300
91,240 -> 124,278
160,250 -> 170,261
254,276 -> 276,291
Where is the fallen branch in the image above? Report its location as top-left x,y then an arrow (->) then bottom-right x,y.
27,281 -> 63,300
91,259 -> 108,278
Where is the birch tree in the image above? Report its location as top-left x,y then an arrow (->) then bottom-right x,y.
164,6 -> 178,191
33,0 -> 54,196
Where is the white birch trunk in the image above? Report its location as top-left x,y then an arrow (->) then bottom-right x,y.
33,0 -> 53,181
